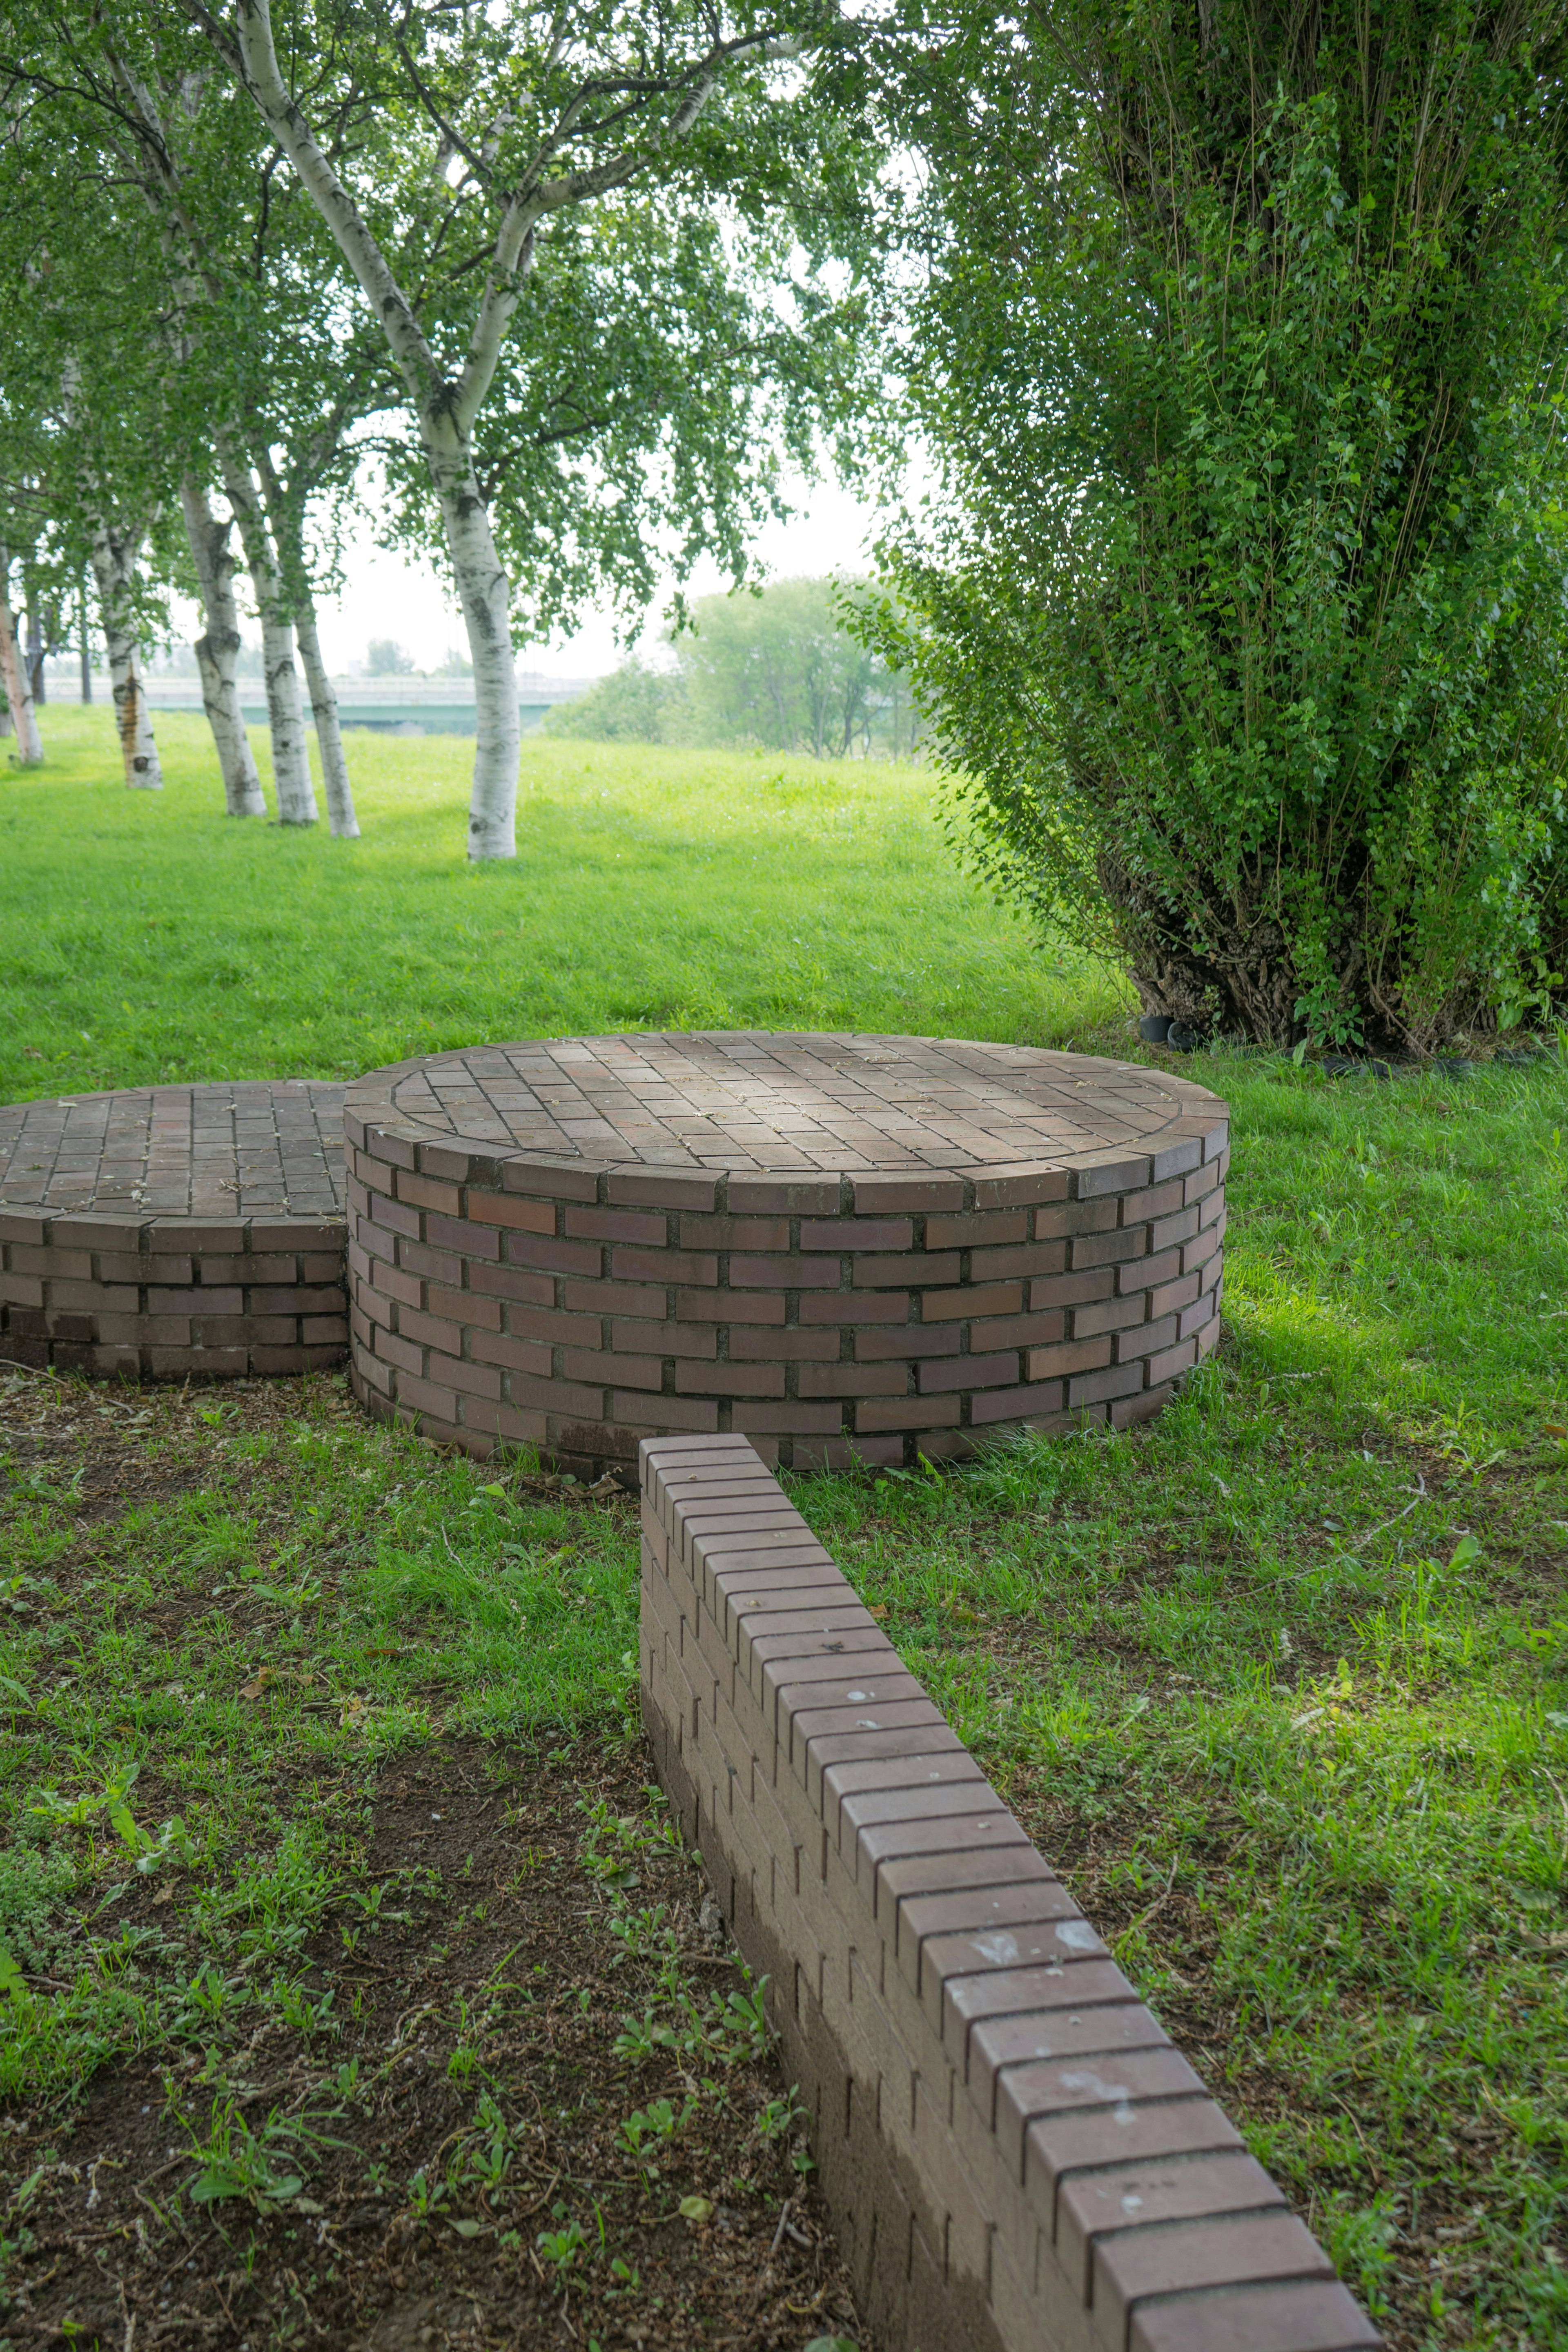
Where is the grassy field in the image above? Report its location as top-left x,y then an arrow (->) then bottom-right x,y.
1,710 -> 1566,2349
0,706 -> 1118,1111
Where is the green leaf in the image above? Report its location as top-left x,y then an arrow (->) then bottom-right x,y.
452,2217 -> 484,2238
0,1940 -> 29,2000
678,2195 -> 714,2222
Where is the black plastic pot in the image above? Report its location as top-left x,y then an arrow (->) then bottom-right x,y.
1167,1022 -> 1203,1052
1138,1014 -> 1174,1043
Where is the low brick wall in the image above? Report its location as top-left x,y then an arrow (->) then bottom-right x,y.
640,1434 -> 1379,2352
0,1211 -> 349,1379
343,1037 -> 1228,1478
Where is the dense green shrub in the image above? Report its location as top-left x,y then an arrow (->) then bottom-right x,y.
868,0 -> 1568,1048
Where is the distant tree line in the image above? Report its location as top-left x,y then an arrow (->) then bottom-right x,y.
547,579 -> 918,760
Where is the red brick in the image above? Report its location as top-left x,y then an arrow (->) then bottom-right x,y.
369,1192 -> 421,1239
566,1277 -> 669,1318
922,1281 -> 1022,1323
971,1166 -> 1070,1209
731,1401 -> 844,1435
850,1174 -> 966,1213
1117,1311 -> 1180,1362
799,1218 -> 913,1251
49,1280 -> 138,1312
1120,1243 -> 1183,1295
728,1254 -> 840,1289
610,1316 -> 717,1359
1150,1202 -> 1202,1252
1068,1360 -> 1147,1407
616,1392 -> 719,1430
853,1251 -> 960,1288
428,1351 -> 502,1401
566,1205 -> 666,1244
11,1245 -> 92,1280
679,1288 -> 785,1325
428,1283 -> 501,1331
503,1303 -> 601,1346
729,1325 -> 836,1361
1025,1334 -> 1112,1380
1179,1286 -> 1218,1340
854,1395 -> 961,1432
1184,1225 -> 1223,1277
1057,2149 -> 1283,2299
960,1309 -> 1062,1351
469,1330 -> 554,1377
679,1214 -> 791,1248
614,1245 -> 718,1286
396,1305 -> 464,1355
724,1175 -> 841,1214
1111,1381 -> 1174,1429
0,1274 -> 44,1310
918,1350 -> 1020,1392
395,1170 -> 462,1215
800,1291 -> 908,1327
396,1238 -> 463,1285
1035,1196 -> 1118,1239
851,1321 -> 959,1359
1073,1147 -> 1152,1196
1073,1291 -> 1150,1339
924,1210 -> 1027,1248
1194,1312 -> 1222,1359
502,1371 -> 606,1418
466,1192 -> 556,1233
301,1317 -> 348,1347
501,1159 -> 597,1202
252,1283 -> 343,1314
468,1261 -> 555,1307
676,1361 -> 784,1397
396,1372 -> 460,1422
428,1212 -> 499,1258
1071,1226 -> 1150,1270
798,1363 -> 909,1397
606,1171 -> 720,1211
970,1241 -> 1066,1281
1118,1177 -> 1187,1223
1148,1268 -> 1202,1318
971,1379 -> 1065,1425
504,1231 -> 600,1277
375,1325 -> 423,1375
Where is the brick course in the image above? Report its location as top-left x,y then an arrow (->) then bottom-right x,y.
0,1082 -> 347,1381
341,1035 -> 1228,1476
640,1434 -> 1379,2352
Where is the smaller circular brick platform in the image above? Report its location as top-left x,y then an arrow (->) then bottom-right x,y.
343,1034 -> 1228,1475
0,1084 -> 348,1380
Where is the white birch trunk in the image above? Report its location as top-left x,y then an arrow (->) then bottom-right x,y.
426,417 -> 517,858
0,599 -> 45,764
218,449 -> 317,826
88,521 -> 162,788
292,602 -> 359,838
178,475 -> 268,818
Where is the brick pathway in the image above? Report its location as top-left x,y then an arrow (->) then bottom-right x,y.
0,1083 -> 345,1217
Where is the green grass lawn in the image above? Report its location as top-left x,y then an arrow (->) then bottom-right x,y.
1,710 -> 1566,2349
0,705 -> 1118,1108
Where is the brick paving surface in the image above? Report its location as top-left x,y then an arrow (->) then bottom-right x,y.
0,1083 -> 345,1218
378,1033 -> 1196,1172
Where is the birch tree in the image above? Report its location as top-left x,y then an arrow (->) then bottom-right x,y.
174,0 -> 880,858
88,509 -> 163,789
178,472 -> 267,816
0,561 -> 45,764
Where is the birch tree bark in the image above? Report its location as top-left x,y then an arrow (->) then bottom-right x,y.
218,448 -> 317,826
179,474 -> 268,817
254,454 -> 359,837
87,518 -> 162,788
0,592 -> 45,765
187,0 -> 810,860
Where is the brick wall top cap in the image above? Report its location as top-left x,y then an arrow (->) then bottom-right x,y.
345,1033 -> 1226,1192
0,1081 -> 345,1219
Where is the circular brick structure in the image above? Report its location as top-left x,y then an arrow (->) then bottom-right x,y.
0,1083 -> 348,1380
343,1033 -> 1227,1475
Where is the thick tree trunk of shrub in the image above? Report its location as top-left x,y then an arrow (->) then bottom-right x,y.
0,597 -> 44,764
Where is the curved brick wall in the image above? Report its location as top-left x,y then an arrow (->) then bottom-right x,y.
343,1034 -> 1227,1476
0,1085 -> 347,1379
